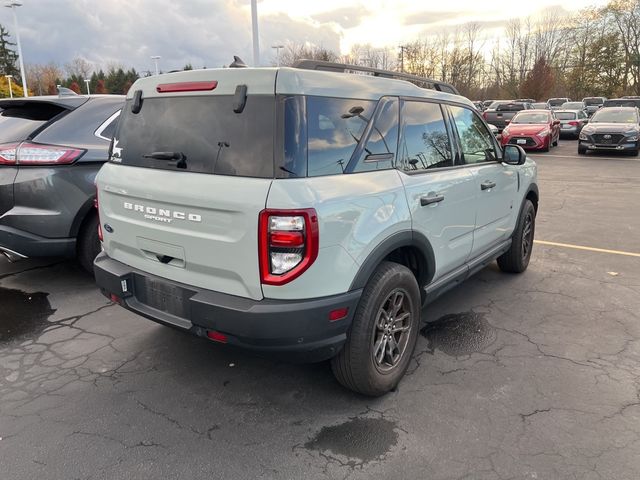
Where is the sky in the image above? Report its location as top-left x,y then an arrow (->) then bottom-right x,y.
0,0 -> 610,74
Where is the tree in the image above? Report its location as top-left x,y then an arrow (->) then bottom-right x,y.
276,43 -> 338,66
95,79 -> 107,94
0,24 -> 19,79
520,57 -> 555,100
65,56 -> 93,81
69,81 -> 81,94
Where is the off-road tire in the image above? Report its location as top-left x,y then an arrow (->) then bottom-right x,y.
77,213 -> 101,274
331,261 -> 420,396
497,199 -> 536,273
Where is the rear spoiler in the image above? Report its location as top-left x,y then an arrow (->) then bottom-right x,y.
292,59 -> 460,96
0,96 -> 89,110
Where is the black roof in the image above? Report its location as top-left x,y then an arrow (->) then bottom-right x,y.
292,60 -> 460,96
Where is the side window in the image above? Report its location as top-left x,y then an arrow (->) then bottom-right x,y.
307,97 -> 376,177
449,105 -> 497,165
398,101 -> 453,172
351,98 -> 399,173
95,110 -> 121,140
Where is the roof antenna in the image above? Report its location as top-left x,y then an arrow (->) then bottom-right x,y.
229,56 -> 248,68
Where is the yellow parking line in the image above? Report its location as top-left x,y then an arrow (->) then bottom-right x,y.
534,240 -> 640,258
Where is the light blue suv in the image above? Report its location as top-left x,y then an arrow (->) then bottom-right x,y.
93,62 -> 538,396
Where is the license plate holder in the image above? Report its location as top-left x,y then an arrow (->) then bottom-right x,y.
134,275 -> 191,318
516,139 -> 527,145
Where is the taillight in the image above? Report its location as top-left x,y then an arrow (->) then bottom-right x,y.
17,142 -> 84,165
568,121 -> 579,126
156,81 -> 218,93
0,142 -> 84,166
483,112 -> 488,120
0,143 -> 18,165
258,209 -> 319,285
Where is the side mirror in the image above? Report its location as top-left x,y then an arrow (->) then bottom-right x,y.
505,119 -> 511,124
503,144 -> 526,166
583,119 -> 589,124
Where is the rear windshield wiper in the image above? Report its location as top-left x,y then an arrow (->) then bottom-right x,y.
143,151 -> 187,169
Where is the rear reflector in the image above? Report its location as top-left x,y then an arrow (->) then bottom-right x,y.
110,293 -> 121,304
206,331 -> 228,343
156,81 -> 218,93
329,308 -> 349,322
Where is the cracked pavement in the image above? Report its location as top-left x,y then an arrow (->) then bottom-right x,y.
1,141 -> 639,479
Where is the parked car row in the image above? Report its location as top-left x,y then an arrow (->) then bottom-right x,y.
474,96 -> 640,117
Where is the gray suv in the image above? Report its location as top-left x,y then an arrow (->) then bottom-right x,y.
94,64 -> 538,395
0,95 -> 124,271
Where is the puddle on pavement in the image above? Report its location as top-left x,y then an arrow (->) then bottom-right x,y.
0,287 -> 56,343
305,417 -> 398,463
421,311 -> 496,356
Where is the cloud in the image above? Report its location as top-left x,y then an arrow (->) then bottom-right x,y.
311,6 -> 369,29
0,0 -> 342,71
402,11 -> 464,26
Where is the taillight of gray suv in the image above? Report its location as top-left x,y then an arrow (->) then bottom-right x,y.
0,95 -> 124,271
94,64 -> 538,396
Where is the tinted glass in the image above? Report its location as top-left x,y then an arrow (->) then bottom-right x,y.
512,112 -> 551,123
351,98 -> 399,173
0,103 -> 65,143
548,99 -> 567,106
114,95 -> 275,178
591,108 -> 638,124
98,114 -> 119,139
555,112 -> 577,120
584,98 -> 604,106
306,97 -> 375,177
398,101 -> 452,171
280,95 -> 307,177
562,102 -> 584,109
449,105 -> 497,164
497,103 -> 525,112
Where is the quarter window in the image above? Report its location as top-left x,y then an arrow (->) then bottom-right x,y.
449,105 -> 497,164
306,97 -> 376,177
351,97 -> 399,173
398,101 -> 453,171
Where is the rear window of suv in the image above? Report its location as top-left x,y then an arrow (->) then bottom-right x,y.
114,95 -> 275,178
0,103 -> 66,143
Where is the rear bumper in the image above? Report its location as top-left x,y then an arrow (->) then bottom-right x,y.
94,252 -> 362,362
0,225 -> 75,259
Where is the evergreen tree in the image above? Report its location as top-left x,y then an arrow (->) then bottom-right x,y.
0,24 -> 19,78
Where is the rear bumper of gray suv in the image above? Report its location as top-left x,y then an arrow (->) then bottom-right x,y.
94,252 -> 362,362
0,224 -> 75,259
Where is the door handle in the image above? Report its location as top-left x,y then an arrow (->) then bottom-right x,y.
420,194 -> 445,206
481,181 -> 496,191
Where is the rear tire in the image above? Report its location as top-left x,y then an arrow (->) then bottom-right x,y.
77,214 -> 101,274
553,136 -> 558,147
331,261 -> 420,396
578,146 -> 587,155
497,199 -> 536,274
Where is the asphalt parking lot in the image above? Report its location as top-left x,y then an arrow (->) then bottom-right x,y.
1,139 -> 639,480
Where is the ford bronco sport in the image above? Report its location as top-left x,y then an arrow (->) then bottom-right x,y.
94,62 -> 538,396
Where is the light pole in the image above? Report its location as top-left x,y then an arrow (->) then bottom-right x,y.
84,78 -> 90,95
150,55 -> 161,75
250,0 -> 259,66
5,2 -> 27,97
271,45 -> 284,66
5,74 -> 13,98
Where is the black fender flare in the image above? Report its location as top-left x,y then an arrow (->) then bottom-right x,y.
69,195 -> 96,238
349,230 -> 436,291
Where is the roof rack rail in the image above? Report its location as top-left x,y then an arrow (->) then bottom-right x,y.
292,59 -> 460,96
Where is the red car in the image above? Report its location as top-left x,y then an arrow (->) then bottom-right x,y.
500,110 -> 561,152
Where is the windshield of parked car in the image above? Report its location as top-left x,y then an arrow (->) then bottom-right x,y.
511,112 -> 550,124
555,112 -> 577,120
590,108 -> 638,124
562,102 -> 584,110
584,98 -> 604,106
532,103 -> 548,109
548,98 -> 567,106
